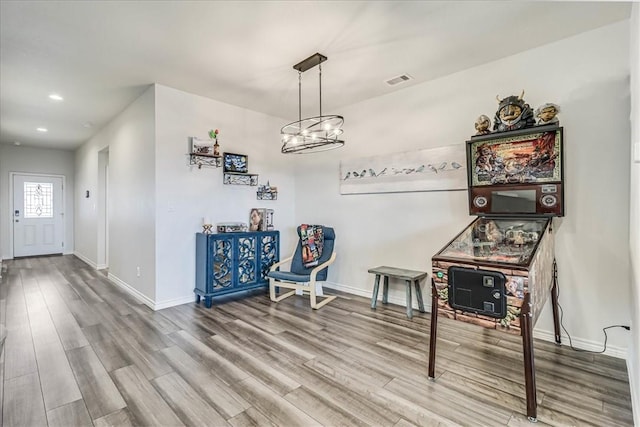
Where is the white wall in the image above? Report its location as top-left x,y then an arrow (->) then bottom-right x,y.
75,86 -> 156,301
628,4 -> 639,424
295,22 -> 632,356
154,84 -> 297,307
0,145 -> 75,259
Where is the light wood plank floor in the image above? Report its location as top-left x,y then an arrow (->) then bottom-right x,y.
0,255 -> 634,426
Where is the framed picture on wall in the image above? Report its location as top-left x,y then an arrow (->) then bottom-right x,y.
223,153 -> 248,173
190,137 -> 215,155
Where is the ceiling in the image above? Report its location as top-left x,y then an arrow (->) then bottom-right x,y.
0,1 -> 631,151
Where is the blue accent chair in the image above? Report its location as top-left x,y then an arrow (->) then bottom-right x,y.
268,226 -> 337,309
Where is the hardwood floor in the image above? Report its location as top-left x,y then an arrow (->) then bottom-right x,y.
0,255 -> 634,426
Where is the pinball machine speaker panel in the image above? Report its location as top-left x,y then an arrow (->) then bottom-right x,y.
448,266 -> 507,319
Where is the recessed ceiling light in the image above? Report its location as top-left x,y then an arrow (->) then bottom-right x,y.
49,93 -> 64,101
36,127 -> 48,132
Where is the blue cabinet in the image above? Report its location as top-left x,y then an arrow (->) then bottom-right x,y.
195,231 -> 279,308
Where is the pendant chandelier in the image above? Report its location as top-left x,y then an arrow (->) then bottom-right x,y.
281,53 -> 345,154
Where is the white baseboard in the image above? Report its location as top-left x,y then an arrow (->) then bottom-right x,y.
107,272 -> 155,309
107,272 -> 194,311
532,328 -> 627,359
324,281 -> 627,359
154,295 -> 196,310
72,254 -> 192,311
323,281 -> 432,311
73,251 -> 98,270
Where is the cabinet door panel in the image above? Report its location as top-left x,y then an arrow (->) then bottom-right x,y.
259,234 -> 278,281
212,238 -> 234,289
237,236 -> 258,286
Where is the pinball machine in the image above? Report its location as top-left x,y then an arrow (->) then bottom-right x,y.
429,124 -> 564,422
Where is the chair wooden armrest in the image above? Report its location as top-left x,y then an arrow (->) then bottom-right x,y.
309,252 -> 337,282
269,252 -> 295,272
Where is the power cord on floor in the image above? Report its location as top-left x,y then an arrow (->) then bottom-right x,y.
556,278 -> 630,354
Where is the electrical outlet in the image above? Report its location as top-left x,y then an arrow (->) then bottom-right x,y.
136,266 -> 141,277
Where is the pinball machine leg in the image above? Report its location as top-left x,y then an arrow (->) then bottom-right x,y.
551,259 -> 561,345
521,294 -> 538,422
428,278 -> 438,380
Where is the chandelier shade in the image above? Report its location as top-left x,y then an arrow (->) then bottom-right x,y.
281,53 -> 345,154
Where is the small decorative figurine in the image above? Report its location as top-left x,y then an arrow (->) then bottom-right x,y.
208,129 -> 220,156
202,217 -> 213,234
493,90 -> 535,132
474,115 -> 492,135
535,103 -> 561,126
265,209 -> 274,230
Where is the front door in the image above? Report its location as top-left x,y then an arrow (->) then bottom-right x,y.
13,174 -> 64,257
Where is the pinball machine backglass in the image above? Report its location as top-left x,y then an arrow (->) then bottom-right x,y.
468,125 -> 563,217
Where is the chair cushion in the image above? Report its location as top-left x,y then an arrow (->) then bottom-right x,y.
268,270 -> 311,282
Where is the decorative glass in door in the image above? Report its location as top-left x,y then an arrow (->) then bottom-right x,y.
260,234 -> 278,280
237,236 -> 257,284
212,239 -> 233,289
24,182 -> 54,218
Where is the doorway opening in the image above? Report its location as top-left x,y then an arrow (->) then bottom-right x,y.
97,148 -> 109,270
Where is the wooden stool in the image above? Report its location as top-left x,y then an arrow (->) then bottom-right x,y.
368,266 -> 427,319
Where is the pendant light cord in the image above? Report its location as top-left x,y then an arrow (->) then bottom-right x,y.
298,71 -> 302,124
319,63 -> 322,118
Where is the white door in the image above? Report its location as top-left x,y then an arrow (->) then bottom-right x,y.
13,174 -> 64,257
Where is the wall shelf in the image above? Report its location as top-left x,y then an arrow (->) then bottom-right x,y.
190,153 -> 222,169
224,172 -> 258,186
257,189 -> 277,200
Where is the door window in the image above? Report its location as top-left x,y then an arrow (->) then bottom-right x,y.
24,182 -> 54,218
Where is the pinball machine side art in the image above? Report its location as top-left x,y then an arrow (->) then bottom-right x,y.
527,224 -> 555,324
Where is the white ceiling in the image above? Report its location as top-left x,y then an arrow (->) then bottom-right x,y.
0,1 -> 631,151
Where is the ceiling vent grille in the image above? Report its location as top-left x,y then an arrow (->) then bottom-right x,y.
385,74 -> 413,86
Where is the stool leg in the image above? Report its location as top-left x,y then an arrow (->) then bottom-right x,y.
370,274 -> 381,309
382,276 -> 389,304
415,279 -> 425,313
405,280 -> 413,319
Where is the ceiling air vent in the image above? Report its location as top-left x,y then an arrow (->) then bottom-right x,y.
385,74 -> 413,86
